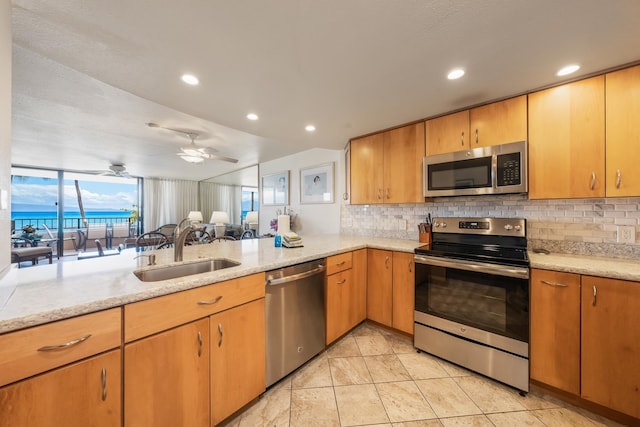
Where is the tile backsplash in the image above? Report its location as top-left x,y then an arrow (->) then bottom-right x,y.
340,195 -> 640,259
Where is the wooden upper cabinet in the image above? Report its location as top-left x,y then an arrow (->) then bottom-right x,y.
383,122 -> 425,203
581,276 -> 640,419
469,95 -> 527,148
426,96 -> 526,156
529,269 -> 581,395
350,122 -> 424,204
528,76 -> 605,199
606,65 -> 640,197
425,110 -> 469,156
350,133 -> 385,204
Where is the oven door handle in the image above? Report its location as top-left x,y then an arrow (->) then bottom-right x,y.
414,255 -> 529,279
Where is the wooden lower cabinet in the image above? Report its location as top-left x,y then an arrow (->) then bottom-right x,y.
392,252 -> 415,335
530,269 -> 581,394
211,298 -> 265,426
326,250 -> 368,344
124,319 -> 210,427
367,249 -> 393,326
581,276 -> 640,419
367,249 -> 415,333
0,349 -> 121,427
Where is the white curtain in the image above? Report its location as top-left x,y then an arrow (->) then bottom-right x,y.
143,178 -> 199,232
199,182 -> 242,224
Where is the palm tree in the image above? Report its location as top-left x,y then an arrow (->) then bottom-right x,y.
74,180 -> 88,228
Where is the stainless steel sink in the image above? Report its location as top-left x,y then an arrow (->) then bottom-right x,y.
134,258 -> 241,282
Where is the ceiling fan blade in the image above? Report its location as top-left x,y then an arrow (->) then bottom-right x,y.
202,153 -> 239,163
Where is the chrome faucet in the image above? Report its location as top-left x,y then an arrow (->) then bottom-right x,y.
174,218 -> 194,262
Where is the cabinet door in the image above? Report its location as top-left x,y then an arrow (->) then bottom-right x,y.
425,110 -> 470,156
366,249 -> 393,326
530,269 -> 581,394
0,350 -> 121,427
581,276 -> 640,418
350,133 -> 384,204
211,299 -> 265,425
326,269 -> 354,345
392,252 -> 415,335
606,65 -> 640,196
352,249 -> 368,325
528,76 -> 605,199
469,95 -> 527,148
383,122 -> 425,203
124,319 -> 210,427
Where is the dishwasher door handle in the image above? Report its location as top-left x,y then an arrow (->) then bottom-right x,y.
266,265 -> 326,286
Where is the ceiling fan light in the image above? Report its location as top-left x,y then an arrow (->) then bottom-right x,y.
178,154 -> 205,163
181,146 -> 202,156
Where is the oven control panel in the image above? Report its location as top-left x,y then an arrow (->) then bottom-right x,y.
432,217 -> 526,237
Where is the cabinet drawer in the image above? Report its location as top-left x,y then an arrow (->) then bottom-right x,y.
124,272 -> 265,342
0,308 -> 122,387
326,252 -> 353,275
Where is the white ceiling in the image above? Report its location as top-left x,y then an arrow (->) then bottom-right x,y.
10,0 -> 640,182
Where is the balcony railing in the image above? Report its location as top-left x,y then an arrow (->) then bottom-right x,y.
12,216 -> 134,234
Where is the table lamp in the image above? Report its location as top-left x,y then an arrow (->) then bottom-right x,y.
210,211 -> 229,237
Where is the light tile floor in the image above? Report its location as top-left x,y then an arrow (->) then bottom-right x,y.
223,322 -> 624,427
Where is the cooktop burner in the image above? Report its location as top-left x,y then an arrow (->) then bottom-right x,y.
414,217 -> 529,267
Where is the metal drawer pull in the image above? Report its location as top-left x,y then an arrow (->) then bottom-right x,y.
37,334 -> 91,352
592,285 -> 597,306
197,295 -> 223,305
475,129 -> 478,144
408,260 -> 412,273
461,131 -> 465,146
101,368 -> 107,401
377,189 -> 382,199
197,331 -> 203,357
590,172 -> 596,190
385,256 -> 390,268
336,261 -> 346,266
218,324 -> 223,347
337,279 -> 346,285
541,280 -> 568,288
386,188 -> 390,199
616,169 -> 622,189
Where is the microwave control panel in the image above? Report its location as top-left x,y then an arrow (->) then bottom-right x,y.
496,152 -> 521,187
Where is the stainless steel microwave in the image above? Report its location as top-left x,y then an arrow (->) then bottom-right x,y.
423,140 -> 527,197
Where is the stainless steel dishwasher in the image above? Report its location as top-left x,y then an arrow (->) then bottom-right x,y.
265,259 -> 326,387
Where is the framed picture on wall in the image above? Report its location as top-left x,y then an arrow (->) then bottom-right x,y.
262,171 -> 289,205
300,162 -> 334,204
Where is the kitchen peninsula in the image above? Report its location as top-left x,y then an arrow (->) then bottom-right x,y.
1,236 -> 640,426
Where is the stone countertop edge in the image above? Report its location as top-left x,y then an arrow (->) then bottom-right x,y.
529,252 -> 640,282
1,234 -> 638,334
0,235 -> 420,334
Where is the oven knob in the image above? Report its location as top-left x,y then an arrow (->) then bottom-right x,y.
504,224 -> 513,231
433,222 -> 440,228
441,222 -> 447,228
514,225 -> 522,231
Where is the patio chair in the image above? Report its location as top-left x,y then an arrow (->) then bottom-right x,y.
107,222 -> 132,249
41,224 -> 76,258
135,232 -> 168,250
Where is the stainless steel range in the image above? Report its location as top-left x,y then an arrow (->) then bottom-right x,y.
414,217 -> 530,392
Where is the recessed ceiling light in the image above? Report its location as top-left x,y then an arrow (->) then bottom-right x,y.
181,74 -> 199,85
305,125 -> 316,132
246,113 -> 259,121
447,68 -> 465,80
556,64 -> 580,77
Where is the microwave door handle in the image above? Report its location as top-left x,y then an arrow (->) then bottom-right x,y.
491,154 -> 497,189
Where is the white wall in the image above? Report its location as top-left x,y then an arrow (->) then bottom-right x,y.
0,0 -> 11,269
258,148 -> 343,236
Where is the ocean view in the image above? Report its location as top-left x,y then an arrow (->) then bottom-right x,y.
12,210 -> 133,230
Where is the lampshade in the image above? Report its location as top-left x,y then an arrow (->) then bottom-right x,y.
245,211 -> 258,225
188,211 -> 203,223
210,211 -> 229,225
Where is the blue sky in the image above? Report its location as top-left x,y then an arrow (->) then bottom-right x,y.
11,176 -> 137,211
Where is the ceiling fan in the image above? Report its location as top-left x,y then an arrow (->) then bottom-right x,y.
98,163 -> 132,177
147,122 -> 238,164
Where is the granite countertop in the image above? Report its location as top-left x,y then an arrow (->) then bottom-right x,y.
1,234 -> 638,335
0,235 -> 419,334
529,251 -> 640,282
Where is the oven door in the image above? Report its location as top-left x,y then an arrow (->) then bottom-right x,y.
414,254 -> 529,353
